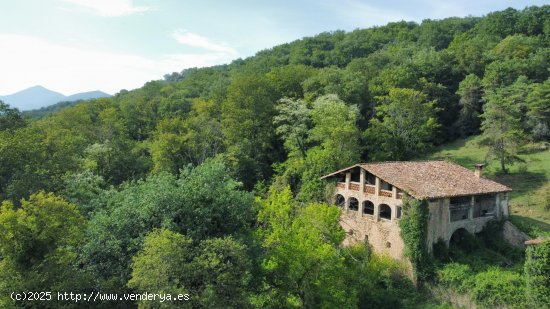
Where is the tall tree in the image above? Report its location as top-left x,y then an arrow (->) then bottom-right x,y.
221,74 -> 280,188
526,78 -> 550,140
456,74 -> 484,136
273,98 -> 312,158
0,101 -> 26,131
365,88 -> 440,161
0,192 -> 90,308
255,187 -> 350,308
481,76 -> 530,173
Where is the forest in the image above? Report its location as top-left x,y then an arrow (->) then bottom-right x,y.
1,5 -> 550,308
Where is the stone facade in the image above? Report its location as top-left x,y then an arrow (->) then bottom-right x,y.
331,165 -> 510,261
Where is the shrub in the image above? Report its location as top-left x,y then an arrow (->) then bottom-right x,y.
525,240 -> 550,308
436,263 -> 472,293
471,267 -> 526,308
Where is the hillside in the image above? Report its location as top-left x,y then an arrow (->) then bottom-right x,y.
429,136 -> 550,236
0,5 -> 549,308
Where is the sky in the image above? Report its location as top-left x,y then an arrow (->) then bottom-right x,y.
0,0 -> 546,96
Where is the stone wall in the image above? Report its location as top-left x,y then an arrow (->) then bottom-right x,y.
340,211 -> 406,261
502,220 -> 530,249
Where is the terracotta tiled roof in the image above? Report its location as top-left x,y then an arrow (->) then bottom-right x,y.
525,238 -> 549,245
321,160 -> 511,200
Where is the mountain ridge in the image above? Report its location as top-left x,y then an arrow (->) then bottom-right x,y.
0,85 -> 111,111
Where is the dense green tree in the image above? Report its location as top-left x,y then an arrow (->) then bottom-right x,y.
221,74 -> 280,188
302,66 -> 369,110
365,88 -> 440,160
266,64 -> 317,99
128,229 -> 194,308
255,187 -> 349,308
80,160 -> 255,287
489,34 -> 542,60
273,98 -> 311,157
148,117 -> 189,174
0,192 -> 90,308
448,33 -> 500,76
62,171 -> 107,216
129,230 -> 252,309
456,74 -> 484,136
416,17 -> 476,50
526,78 -> 550,140
0,101 -> 26,131
295,95 -> 362,201
481,76 -> 531,172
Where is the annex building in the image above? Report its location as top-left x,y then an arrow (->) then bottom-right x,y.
321,160 -> 511,261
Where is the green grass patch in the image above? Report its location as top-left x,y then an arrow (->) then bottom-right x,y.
427,136 -> 550,235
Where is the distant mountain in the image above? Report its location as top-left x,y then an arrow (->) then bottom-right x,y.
0,86 -> 111,111
66,90 -> 111,102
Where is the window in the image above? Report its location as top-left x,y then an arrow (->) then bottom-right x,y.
450,196 -> 471,222
335,194 -> 345,208
396,206 -> 402,219
386,242 -> 391,248
349,197 -> 359,211
380,180 -> 393,191
363,200 -> 374,215
379,204 -> 391,220
474,194 -> 496,218
350,167 -> 360,182
365,172 -> 376,185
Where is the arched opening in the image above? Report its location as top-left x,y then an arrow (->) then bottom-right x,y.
335,194 -> 345,208
349,197 -> 359,211
379,204 -> 391,220
449,228 -> 469,245
363,200 -> 374,215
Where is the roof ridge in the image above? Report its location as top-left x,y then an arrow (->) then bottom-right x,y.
361,159 -> 447,165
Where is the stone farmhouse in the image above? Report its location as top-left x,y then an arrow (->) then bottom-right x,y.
321,160 -> 511,261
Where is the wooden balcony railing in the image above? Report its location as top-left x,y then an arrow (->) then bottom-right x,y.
336,182 -> 345,189
364,185 -> 375,194
349,182 -> 360,191
379,189 -> 393,198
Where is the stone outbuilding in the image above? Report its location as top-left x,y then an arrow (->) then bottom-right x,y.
321,160 -> 512,261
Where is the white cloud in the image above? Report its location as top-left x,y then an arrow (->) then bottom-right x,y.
61,0 -> 149,17
0,34 -> 236,95
172,29 -> 238,55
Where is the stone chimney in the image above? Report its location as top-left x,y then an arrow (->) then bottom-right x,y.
474,164 -> 484,178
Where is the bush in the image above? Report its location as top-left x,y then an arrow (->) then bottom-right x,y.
525,240 -> 550,308
471,267 -> 526,308
436,263 -> 472,293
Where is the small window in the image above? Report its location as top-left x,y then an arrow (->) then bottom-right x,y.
379,204 -> 392,220
386,242 -> 391,248
396,206 -> 402,219
380,180 -> 393,191
363,200 -> 374,215
365,172 -> 376,185
335,194 -> 345,208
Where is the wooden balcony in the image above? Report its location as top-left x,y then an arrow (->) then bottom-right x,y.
349,182 -> 360,191
364,184 -> 375,194
336,182 -> 345,189
379,189 -> 393,198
